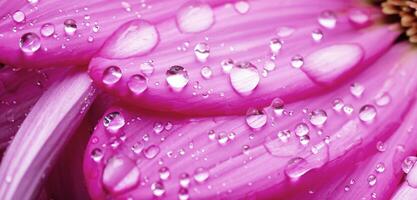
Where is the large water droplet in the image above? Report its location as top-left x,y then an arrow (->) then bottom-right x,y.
230,62 -> 260,95
285,157 -> 309,180
143,145 -> 160,159
318,11 -> 337,29
234,1 -> 250,14
102,156 -> 140,193
64,19 -> 77,36
127,74 -> 148,95
402,156 -> 417,174
176,2 -> 214,33
309,109 -> 327,126
12,11 -> 25,23
193,167 -> 209,183
194,43 -> 210,62
103,111 -> 125,134
294,123 -> 309,137
359,105 -> 377,123
246,108 -> 267,129
151,180 -> 165,197
269,38 -> 283,54
102,66 -> 122,85
166,66 -> 189,91
40,23 -> 55,37
19,33 -> 41,54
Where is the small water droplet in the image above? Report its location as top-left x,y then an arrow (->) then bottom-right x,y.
264,60 -> 276,71
131,142 -> 145,155
143,145 -> 160,159
166,66 -> 189,92
159,167 -> 170,180
359,104 -> 377,122
270,98 -> 285,116
343,104 -> 354,115
299,135 -> 310,145
153,122 -> 164,134
127,74 -> 148,95
103,112 -> 125,134
294,123 -> 309,137
216,132 -> 229,145
276,26 -> 295,37
367,174 -> 377,186
318,10 -> 337,29
348,9 -> 370,26
200,66 -> 213,79
151,180 -> 165,197
246,108 -> 267,129
311,29 -> 323,42
309,109 -> 327,126
19,33 -> 41,54
40,23 -> 55,37
208,130 -> 216,140
176,2 -> 214,33
277,130 -> 291,143
221,58 -> 234,73
375,93 -> 391,107
64,19 -> 77,36
332,98 -> 344,112
194,43 -> 210,62
91,148 -> 104,162
376,141 -> 386,152
402,156 -> 417,174
179,173 -> 191,187
375,162 -> 385,173
230,62 -> 260,95
234,1 -> 250,14
193,167 -> 209,183
140,62 -> 154,76
290,55 -> 304,68
350,83 -> 365,98
12,11 -> 25,23
269,38 -> 283,54
102,66 -> 122,85
178,187 -> 190,200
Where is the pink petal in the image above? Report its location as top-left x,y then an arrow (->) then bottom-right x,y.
88,0 -> 399,115
0,69 -> 95,199
84,42 -> 417,199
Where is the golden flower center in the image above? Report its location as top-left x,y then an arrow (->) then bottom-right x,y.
381,0 -> 417,43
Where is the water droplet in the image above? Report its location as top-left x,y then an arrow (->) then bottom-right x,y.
208,130 -> 216,140
194,43 -> 210,62
285,157 -> 309,179
367,174 -> 377,186
269,38 -> 282,54
176,2 -> 214,33
153,122 -> 164,134
234,1 -> 250,14
246,108 -> 267,129
178,187 -> 190,200
318,10 -> 337,29
276,26 -> 295,37
12,11 -> 25,23
332,98 -> 344,112
344,185 -> 350,192
64,19 -> 77,36
40,23 -> 55,37
350,83 -> 365,98
102,66 -> 122,85
290,55 -> 304,68
103,111 -> 125,134
91,148 -> 104,162
179,173 -> 191,187
271,98 -> 285,116
221,58 -> 234,73
159,167 -> 170,180
343,104 -> 354,115
299,135 -> 310,145
143,145 -> 160,159
140,62 -> 154,76
375,93 -> 391,107
402,156 -> 417,173
277,130 -> 291,143
375,162 -> 385,173
230,62 -> 260,95
166,66 -> 189,92
131,142 -> 145,155
311,29 -> 323,42
359,105 -> 376,122
102,156 -> 140,193
294,123 -> 309,137
216,132 -> 229,145
127,74 -> 148,95
19,33 -> 41,54
309,109 -> 327,126
193,167 -> 209,183
348,9 -> 370,26
200,66 -> 213,79
151,180 -> 165,197
376,141 -> 386,152
264,60 -> 276,71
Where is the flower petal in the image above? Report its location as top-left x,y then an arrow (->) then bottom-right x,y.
0,69 -> 95,200
88,0 -> 399,115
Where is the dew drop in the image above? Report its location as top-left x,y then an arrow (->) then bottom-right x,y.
276,26 -> 295,38
176,2 -> 214,33
12,11 -> 25,23
19,33 -> 41,54
264,60 -> 276,72
103,111 -> 125,134
151,180 -> 165,197
269,38 -> 283,54
221,58 -> 234,73
375,93 -> 391,107
102,156 -> 140,193
153,122 -> 164,134
332,98 -> 344,112
91,148 -> 104,162
64,19 -> 77,36
343,104 -> 354,115
246,108 -> 267,129
318,10 -> 337,29
359,104 -> 377,122
290,55 -> 304,68
127,74 -> 148,95
348,9 -> 370,26
143,145 -> 160,159
179,173 -> 191,187
309,109 -> 327,126
178,187 -> 190,200
216,132 -> 229,145
350,83 -> 365,98
131,142 -> 145,155
200,66 -> 213,79
375,162 -> 385,173
159,167 -> 170,180
102,66 -> 122,85
230,62 -> 260,95
376,141 -> 386,152
139,62 -> 155,77
40,23 -> 55,37
208,130 -> 216,140
277,130 -> 291,143
285,157 -> 309,180
166,66 -> 189,92
294,123 -> 309,137
234,1 -> 250,14
193,167 -> 209,183
271,98 -> 285,116
367,174 -> 377,187
194,43 -> 210,62
311,29 -> 323,42
403,156 -> 417,174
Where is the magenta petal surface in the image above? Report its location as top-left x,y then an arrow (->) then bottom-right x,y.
84,43 -> 417,199
0,69 -> 95,200
88,0 -> 399,115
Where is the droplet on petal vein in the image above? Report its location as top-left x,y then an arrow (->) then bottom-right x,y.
246,108 -> 267,129
127,74 -> 148,95
359,105 -> 377,122
102,156 -> 140,193
102,66 -> 122,85
19,33 -> 41,54
176,2 -> 214,33
166,66 -> 189,92
230,62 -> 260,95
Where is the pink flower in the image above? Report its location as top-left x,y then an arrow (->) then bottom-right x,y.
0,0 -> 417,199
